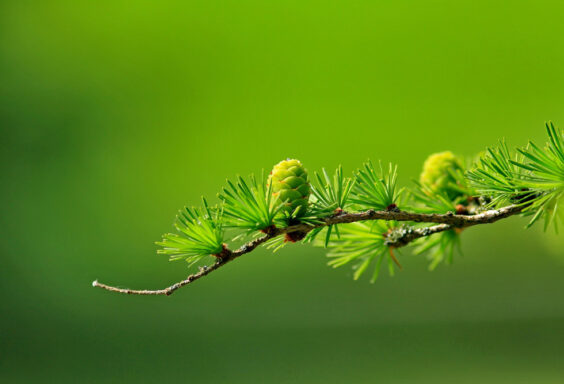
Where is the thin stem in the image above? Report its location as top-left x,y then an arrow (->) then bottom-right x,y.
92,205 -> 522,296
93,235 -> 272,296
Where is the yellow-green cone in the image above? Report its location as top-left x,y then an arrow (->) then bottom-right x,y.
420,151 -> 463,199
269,159 -> 310,217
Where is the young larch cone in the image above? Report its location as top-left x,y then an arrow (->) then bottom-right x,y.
269,159 -> 310,217
420,151 -> 463,200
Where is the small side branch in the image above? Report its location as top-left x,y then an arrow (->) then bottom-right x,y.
384,223 -> 453,248
92,205 -> 522,296
384,204 -> 523,247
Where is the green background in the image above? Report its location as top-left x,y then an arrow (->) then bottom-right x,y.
2,1 -> 564,383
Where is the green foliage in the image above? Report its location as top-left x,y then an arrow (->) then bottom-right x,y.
284,202 -> 334,227
409,180 -> 458,214
311,165 -> 355,211
466,139 -> 530,207
407,180 -> 465,268
351,161 -> 403,211
513,123 -> 564,230
468,124 -> 564,231
156,198 -> 224,266
305,166 -> 355,246
319,221 -> 399,282
413,229 -> 461,270
218,173 -> 283,232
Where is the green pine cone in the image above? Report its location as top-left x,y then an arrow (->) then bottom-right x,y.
420,151 -> 463,199
269,159 -> 310,217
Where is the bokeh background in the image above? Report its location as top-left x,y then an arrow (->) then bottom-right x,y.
2,1 -> 564,383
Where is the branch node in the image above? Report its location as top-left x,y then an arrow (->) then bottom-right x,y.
213,244 -> 232,260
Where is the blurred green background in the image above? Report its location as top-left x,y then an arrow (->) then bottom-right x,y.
2,1 -> 564,383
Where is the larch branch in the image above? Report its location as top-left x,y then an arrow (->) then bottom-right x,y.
92,204 -> 522,296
